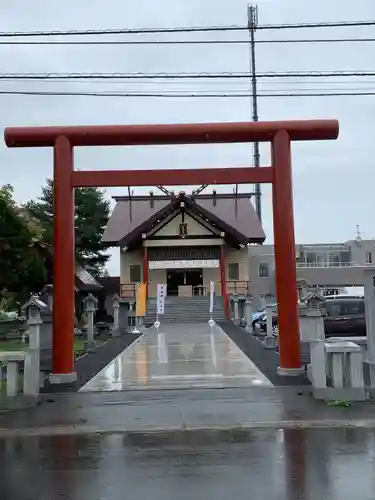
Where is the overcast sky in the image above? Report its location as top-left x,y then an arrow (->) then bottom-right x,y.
1,0 -> 374,274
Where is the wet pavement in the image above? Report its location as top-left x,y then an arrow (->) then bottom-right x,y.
1,387 -> 375,437
80,323 -> 272,392
1,428 -> 375,499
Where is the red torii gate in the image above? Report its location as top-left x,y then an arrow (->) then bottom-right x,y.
5,119 -> 339,383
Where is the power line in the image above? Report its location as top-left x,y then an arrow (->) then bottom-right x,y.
0,20 -> 374,38
257,20 -> 375,30
1,76 -> 373,86
3,83 -> 375,92
0,71 -> 373,80
2,78 -> 373,89
0,89 -> 374,98
0,37 -> 375,45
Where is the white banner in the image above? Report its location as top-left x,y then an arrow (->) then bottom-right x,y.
149,259 -> 219,270
209,281 -> 215,314
156,284 -> 167,315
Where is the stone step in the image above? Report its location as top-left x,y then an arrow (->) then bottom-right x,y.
145,296 -> 225,323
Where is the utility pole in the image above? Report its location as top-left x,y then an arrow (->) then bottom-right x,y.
247,3 -> 262,223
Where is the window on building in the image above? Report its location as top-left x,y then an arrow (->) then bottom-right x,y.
130,265 -> 142,283
228,263 -> 239,281
258,263 -> 269,278
366,251 -> 372,264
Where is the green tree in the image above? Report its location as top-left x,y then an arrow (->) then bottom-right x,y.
25,179 -> 111,275
0,185 -> 48,307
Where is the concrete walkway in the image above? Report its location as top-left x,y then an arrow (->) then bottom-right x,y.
80,323 -> 272,392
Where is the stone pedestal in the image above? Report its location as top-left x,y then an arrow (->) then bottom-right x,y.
312,341 -> 366,401
309,341 -> 327,388
7,360 -> 19,397
23,322 -> 41,396
84,311 -> 96,352
299,310 -> 325,343
0,352 -> 27,397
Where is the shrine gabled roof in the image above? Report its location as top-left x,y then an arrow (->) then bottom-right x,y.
102,192 -> 265,248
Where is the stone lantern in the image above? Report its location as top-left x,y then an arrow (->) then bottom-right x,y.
83,293 -> 98,352
299,289 -> 326,343
21,294 -> 46,347
112,294 -> 120,336
21,294 -> 47,395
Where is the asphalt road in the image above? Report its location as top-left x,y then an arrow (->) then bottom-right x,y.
1,428 -> 375,500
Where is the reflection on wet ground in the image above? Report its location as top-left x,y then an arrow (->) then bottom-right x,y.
80,323 -> 272,391
1,428 -> 375,500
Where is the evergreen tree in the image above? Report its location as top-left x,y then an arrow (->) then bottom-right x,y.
25,179 -> 111,275
0,185 -> 48,307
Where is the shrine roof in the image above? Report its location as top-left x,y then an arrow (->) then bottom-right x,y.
102,192 -> 265,248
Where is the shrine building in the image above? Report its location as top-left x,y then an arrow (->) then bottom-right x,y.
102,190 -> 265,318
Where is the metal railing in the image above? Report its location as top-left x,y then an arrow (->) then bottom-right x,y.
120,281 -> 251,298
296,261 -> 373,268
120,283 -> 138,297
226,281 -> 251,296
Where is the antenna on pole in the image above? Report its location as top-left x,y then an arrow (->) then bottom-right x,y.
247,3 -> 262,223
355,224 -> 363,243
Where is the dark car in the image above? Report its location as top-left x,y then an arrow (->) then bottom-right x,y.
324,296 -> 366,337
253,296 -> 366,338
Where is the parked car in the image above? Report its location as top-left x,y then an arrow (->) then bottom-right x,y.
324,296 -> 366,337
251,304 -> 277,324
253,296 -> 366,337
251,304 -> 278,332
